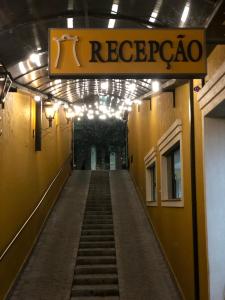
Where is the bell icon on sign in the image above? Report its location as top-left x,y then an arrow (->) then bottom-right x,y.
53,34 -> 81,68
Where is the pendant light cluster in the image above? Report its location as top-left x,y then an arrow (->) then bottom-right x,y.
40,95 -> 142,127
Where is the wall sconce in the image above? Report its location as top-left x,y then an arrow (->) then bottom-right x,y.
65,110 -> 75,123
0,63 -> 12,108
44,101 -> 56,127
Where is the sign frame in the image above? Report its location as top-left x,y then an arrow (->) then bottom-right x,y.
48,28 -> 207,79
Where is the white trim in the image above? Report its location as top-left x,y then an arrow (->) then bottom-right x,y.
157,119 -> 182,151
144,147 -> 158,206
158,120 -> 184,207
144,146 -> 156,168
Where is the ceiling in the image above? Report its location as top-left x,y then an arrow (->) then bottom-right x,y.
0,0 -> 224,110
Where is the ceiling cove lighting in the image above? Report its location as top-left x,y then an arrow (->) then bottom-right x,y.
152,80 -> 160,92
67,18 -> 73,28
108,2 -> 118,28
108,19 -> 115,29
149,10 -> 158,23
29,53 -> 41,67
181,2 -> 190,24
18,61 -> 27,74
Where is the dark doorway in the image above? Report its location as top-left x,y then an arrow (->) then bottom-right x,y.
73,118 -> 127,170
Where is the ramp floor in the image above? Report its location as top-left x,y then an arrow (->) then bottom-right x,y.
8,170 -> 181,300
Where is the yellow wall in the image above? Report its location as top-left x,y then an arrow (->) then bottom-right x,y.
128,45 -> 225,300
0,91 -> 72,299
128,86 -> 195,299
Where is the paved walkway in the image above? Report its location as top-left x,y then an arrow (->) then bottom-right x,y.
8,170 -> 181,300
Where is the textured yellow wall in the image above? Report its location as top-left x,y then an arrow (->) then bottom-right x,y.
0,91 -> 72,299
128,85 -> 195,299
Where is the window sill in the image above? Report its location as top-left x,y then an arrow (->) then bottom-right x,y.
161,198 -> 184,207
146,201 -> 158,207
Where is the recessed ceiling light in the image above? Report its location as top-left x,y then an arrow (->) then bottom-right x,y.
112,3 -> 118,14
19,61 -> 26,73
128,83 -> 136,92
108,19 -> 116,28
181,3 -> 190,24
101,81 -> 108,90
152,80 -> 160,92
29,53 -> 41,67
67,18 -> 73,28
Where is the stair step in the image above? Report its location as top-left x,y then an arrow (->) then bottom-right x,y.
78,249 -> 116,256
71,297 -> 119,300
82,224 -> 113,230
76,256 -> 116,265
75,265 -> 117,275
85,211 -> 112,215
83,220 -> 113,225
79,242 -> 115,249
71,285 -> 119,297
86,202 -> 111,205
84,213 -> 112,218
81,230 -> 114,236
80,236 -> 114,242
74,274 -> 118,285
84,217 -> 113,222
85,206 -> 112,210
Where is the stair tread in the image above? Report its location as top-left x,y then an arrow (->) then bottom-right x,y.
76,264 -> 117,269
72,284 -> 119,291
78,249 -> 116,256
74,274 -> 118,279
71,285 -> 119,296
79,243 -> 115,248
80,235 -> 114,238
71,297 -> 119,300
83,225 -> 113,227
77,256 -> 116,259
78,247 -> 115,250
81,231 -> 114,235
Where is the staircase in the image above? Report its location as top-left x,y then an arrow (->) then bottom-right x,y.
71,171 -> 120,299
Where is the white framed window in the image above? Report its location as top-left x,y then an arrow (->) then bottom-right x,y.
144,147 -> 157,206
158,119 -> 184,207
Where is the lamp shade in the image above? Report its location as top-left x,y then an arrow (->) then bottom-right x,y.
44,106 -> 56,119
66,110 -> 75,119
44,101 -> 56,127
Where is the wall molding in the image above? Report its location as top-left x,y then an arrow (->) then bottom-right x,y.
198,60 -> 225,116
144,146 -> 156,168
157,119 -> 182,153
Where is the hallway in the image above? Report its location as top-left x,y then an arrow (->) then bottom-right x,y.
8,171 -> 181,300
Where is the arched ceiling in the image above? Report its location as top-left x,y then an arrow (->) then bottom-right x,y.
0,0 -> 224,107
